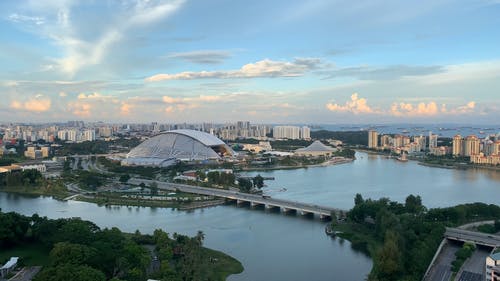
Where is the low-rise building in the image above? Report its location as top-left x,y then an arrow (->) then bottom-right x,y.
294,140 -> 336,157
470,153 -> 500,165
486,252 -> 500,281
0,257 -> 19,278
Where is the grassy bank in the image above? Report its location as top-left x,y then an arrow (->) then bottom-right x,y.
0,185 -> 70,200
200,247 -> 244,280
0,242 -> 51,267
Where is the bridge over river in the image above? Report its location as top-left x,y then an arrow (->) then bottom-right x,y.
129,179 -> 344,219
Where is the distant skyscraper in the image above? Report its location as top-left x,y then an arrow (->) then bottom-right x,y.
428,132 -> 438,149
273,126 -> 301,140
368,130 -> 378,148
452,135 -> 463,156
83,129 -> 96,142
301,126 -> 311,140
463,135 -> 480,156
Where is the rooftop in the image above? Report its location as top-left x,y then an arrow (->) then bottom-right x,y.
491,252 -> 500,261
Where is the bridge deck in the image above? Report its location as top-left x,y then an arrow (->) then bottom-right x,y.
445,227 -> 500,247
130,179 -> 344,216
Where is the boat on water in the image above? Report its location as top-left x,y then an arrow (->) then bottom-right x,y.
396,152 -> 408,162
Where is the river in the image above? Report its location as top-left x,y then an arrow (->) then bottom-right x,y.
1,152 -> 499,280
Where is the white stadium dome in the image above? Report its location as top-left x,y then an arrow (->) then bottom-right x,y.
122,129 -> 234,167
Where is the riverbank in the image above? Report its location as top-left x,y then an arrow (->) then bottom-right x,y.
355,148 -> 500,172
0,210 -> 244,281
239,157 -> 353,172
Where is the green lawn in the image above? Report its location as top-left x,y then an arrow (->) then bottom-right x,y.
200,247 -> 244,280
0,243 -> 51,266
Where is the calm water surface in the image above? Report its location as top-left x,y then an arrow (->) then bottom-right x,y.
2,151 -> 499,280
244,152 -> 500,209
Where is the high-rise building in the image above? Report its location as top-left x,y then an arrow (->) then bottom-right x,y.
57,130 -> 67,141
273,126 -> 301,140
368,130 -> 378,148
452,135 -> 463,156
413,135 -> 426,151
380,135 -> 392,148
67,130 -> 78,142
83,129 -> 96,141
463,135 -> 480,156
393,135 -> 403,148
301,126 -> 311,140
428,132 -> 438,149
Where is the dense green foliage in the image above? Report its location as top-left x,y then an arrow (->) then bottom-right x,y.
54,138 -> 141,156
98,157 -> 162,179
477,221 -> 500,233
339,194 -> 500,281
206,171 -> 235,186
0,211 -> 242,281
311,130 -> 368,146
237,178 -> 253,193
451,242 -> 475,273
333,148 -> 356,159
0,170 -> 44,187
270,139 -> 313,150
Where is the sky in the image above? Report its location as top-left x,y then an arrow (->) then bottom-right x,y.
0,0 -> 499,124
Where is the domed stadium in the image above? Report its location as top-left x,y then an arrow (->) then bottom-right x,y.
122,129 -> 235,167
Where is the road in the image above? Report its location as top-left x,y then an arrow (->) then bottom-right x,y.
445,227 -> 500,247
128,178 -> 343,216
8,266 -> 42,281
456,246 -> 491,281
424,241 -> 461,281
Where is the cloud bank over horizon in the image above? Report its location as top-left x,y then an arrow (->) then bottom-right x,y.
0,0 -> 499,124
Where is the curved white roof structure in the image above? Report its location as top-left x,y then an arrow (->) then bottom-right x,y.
294,140 -> 336,156
123,130 -> 234,166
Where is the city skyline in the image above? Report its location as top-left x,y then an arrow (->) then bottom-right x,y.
1,0 -> 500,124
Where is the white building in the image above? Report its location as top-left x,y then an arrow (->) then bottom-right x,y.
20,164 -> 47,173
83,129 -> 96,141
0,257 -> 18,278
486,252 -> 500,281
67,129 -> 78,142
273,126 -> 301,140
301,126 -> 311,140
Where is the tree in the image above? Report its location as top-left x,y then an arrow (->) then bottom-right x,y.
374,231 -> 402,280
119,174 -> 131,183
195,230 -> 205,247
150,182 -> 158,196
238,178 -> 253,193
405,195 -> 423,214
34,264 -> 106,281
49,242 -> 96,266
354,193 -> 364,206
253,174 -> 264,189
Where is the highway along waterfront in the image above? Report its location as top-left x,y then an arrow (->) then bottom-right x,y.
1,151 -> 499,280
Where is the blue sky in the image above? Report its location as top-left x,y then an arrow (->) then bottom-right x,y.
1,0 -> 499,124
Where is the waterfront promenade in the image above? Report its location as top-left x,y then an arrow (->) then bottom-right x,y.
129,179 -> 343,219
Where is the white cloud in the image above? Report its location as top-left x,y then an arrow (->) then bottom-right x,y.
68,101 -> 91,117
146,58 -> 322,82
10,97 -> 51,112
390,101 -> 439,116
326,93 -> 477,117
7,13 -> 45,25
325,93 -> 375,114
14,0 -> 186,76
